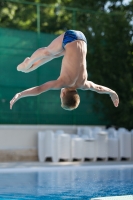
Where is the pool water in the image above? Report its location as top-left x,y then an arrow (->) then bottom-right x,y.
0,165 -> 133,200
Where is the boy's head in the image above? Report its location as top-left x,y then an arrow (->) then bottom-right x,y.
60,88 -> 80,111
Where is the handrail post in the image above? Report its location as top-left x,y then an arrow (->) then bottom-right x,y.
37,4 -> 40,36
36,3 -> 41,124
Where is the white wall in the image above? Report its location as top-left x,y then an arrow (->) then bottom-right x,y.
0,125 -> 78,150
0,125 -> 105,162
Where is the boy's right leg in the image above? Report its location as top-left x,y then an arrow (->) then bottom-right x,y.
17,52 -> 54,72
17,33 -> 64,72
20,50 -> 65,73
19,56 -> 54,73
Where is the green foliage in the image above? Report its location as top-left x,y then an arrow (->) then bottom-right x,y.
0,0 -> 73,33
87,11 -> 133,129
0,0 -> 133,128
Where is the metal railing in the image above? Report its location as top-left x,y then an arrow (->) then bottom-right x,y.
2,0 -> 128,35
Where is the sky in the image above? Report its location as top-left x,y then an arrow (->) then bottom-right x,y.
123,0 -> 132,4
105,0 -> 132,11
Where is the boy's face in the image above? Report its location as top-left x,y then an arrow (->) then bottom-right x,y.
60,88 -> 65,98
60,88 -> 66,107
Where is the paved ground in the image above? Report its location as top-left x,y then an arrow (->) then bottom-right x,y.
0,161 -> 133,169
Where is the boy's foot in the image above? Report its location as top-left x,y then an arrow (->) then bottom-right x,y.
17,57 -> 31,71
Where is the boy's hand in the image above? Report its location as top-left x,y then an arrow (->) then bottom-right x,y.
109,92 -> 119,107
10,93 -> 21,109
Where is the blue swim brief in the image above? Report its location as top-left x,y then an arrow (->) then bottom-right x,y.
62,30 -> 87,49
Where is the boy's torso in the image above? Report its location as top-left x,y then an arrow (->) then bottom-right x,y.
60,40 -> 88,89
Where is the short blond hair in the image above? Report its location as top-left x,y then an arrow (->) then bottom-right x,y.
61,90 -> 80,110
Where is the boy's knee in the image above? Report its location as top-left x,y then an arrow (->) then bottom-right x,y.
41,47 -> 52,57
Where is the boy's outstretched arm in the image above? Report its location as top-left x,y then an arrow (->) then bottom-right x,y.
83,81 -> 119,107
10,79 -> 64,109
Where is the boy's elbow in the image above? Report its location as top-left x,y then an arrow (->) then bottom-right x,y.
36,86 -> 43,94
96,86 -> 105,92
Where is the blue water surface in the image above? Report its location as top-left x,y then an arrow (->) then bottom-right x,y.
0,165 -> 133,200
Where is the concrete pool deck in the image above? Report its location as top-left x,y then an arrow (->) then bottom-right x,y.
0,161 -> 133,169
91,195 -> 133,200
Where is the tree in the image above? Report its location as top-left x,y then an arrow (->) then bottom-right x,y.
0,0 -> 73,33
60,0 -> 133,128
0,0 -> 133,128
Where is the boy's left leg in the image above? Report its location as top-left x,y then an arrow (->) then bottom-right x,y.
19,56 -> 54,73
17,53 -> 54,72
17,33 -> 64,72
